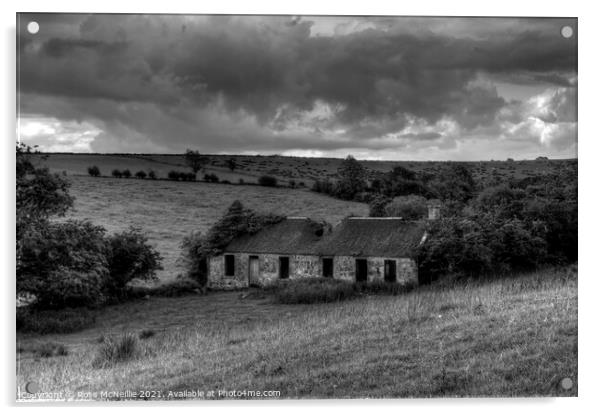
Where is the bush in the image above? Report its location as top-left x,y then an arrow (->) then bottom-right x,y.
111,169 -> 123,178
182,172 -> 196,181
168,170 -> 180,180
148,170 -> 157,180
221,179 -> 231,184
311,179 -> 335,195
122,169 -> 132,178
42,267 -> 108,309
135,170 -> 147,179
17,307 -> 96,334
238,178 -> 245,185
105,228 -> 162,298
92,333 -> 140,368
139,329 -> 156,339
18,220 -> 109,309
258,175 -> 278,187
203,173 -> 219,183
289,180 -> 296,188
384,195 -> 428,219
87,166 -> 100,177
369,195 -> 392,217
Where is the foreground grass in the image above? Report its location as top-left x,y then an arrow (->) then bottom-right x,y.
16,267 -> 577,399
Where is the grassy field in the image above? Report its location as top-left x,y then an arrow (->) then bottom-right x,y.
16,266 -> 577,399
61,175 -> 368,280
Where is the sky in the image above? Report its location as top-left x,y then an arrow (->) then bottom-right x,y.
17,14 -> 577,160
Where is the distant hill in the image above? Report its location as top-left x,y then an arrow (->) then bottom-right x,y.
32,153 -> 576,188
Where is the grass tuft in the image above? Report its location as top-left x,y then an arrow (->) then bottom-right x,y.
92,333 -> 140,368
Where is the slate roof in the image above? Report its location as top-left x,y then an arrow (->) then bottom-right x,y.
315,218 -> 427,258
224,218 -> 327,255
223,217 -> 427,258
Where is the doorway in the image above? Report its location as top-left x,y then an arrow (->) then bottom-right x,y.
384,260 -> 396,283
355,259 -> 368,282
248,256 -> 259,286
279,257 -> 290,279
322,257 -> 333,278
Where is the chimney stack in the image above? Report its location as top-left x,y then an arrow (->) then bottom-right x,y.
427,200 -> 442,220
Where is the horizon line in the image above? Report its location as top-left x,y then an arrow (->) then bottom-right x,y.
26,151 -> 577,163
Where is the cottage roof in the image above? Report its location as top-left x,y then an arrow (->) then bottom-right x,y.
315,217 -> 427,258
224,217 -> 327,255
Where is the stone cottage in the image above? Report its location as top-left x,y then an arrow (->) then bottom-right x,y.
207,217 -> 328,290
206,210 -> 436,289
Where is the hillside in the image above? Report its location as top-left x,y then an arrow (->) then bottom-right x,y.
32,153 -> 576,188
16,266 -> 577,399
62,176 -> 368,280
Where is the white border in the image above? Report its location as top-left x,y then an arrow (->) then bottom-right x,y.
2,1 -> 600,414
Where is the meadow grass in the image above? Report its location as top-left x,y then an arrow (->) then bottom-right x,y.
62,175 -> 368,281
16,266 -> 577,399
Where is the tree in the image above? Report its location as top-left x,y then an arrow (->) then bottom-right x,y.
111,169 -> 123,178
122,169 -> 132,178
181,201 -> 284,285
185,149 -> 209,177
17,143 -> 73,263
226,158 -> 237,172
429,164 -> 475,203
105,228 -> 163,298
335,155 -> 366,200
88,166 -> 100,177
135,170 -> 147,179
384,195 -> 428,219
368,195 -> 391,217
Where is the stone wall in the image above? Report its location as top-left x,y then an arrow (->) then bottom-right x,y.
208,254 -> 248,290
333,256 -> 418,285
208,253 -> 418,289
208,253 -> 322,289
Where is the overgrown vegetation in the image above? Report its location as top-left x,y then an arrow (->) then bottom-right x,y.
126,278 -> 203,298
415,165 -> 577,282
26,342 -> 69,358
92,333 -> 141,368
312,153 -> 577,284
269,278 -> 413,304
181,201 -> 284,285
16,307 -> 97,334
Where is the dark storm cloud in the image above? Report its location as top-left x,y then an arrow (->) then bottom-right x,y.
17,14 -> 577,158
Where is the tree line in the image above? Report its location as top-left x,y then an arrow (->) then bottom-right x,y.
312,155 -> 577,283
